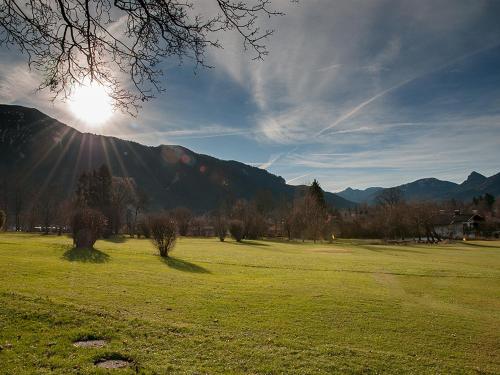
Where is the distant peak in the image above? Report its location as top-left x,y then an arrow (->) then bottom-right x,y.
463,171 -> 486,185
468,171 -> 485,178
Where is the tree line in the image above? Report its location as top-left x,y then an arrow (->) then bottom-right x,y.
1,166 -> 499,248
337,188 -> 499,241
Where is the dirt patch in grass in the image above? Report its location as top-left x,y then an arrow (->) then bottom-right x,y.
95,359 -> 131,369
73,339 -> 107,348
94,353 -> 133,369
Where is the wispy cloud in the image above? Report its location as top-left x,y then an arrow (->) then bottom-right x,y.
286,173 -> 312,184
113,125 -> 259,141
259,153 -> 283,170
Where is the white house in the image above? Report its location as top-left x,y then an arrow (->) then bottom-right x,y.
434,211 -> 485,239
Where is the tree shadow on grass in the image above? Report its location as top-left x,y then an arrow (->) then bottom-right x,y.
62,247 -> 110,263
234,240 -> 270,247
461,242 -> 500,249
162,257 -> 210,274
358,245 -> 425,254
102,236 -> 128,243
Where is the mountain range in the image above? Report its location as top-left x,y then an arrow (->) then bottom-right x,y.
337,171 -> 500,204
1,104 -> 498,211
0,104 -> 353,212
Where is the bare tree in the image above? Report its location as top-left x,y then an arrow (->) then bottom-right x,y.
231,199 -> 266,239
55,199 -> 73,235
190,215 -> 208,237
0,179 -> 8,228
0,0 -> 282,112
376,188 -> 403,208
149,214 -> 177,257
25,192 -> 40,232
0,209 -> 6,230
12,181 -> 25,231
212,212 -> 228,242
109,178 -> 135,234
137,214 -> 151,238
172,207 -> 192,236
285,182 -> 329,242
132,187 -> 149,235
39,186 -> 60,234
302,194 -> 328,243
287,197 -> 307,241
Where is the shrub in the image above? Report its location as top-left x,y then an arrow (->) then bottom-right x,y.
244,213 -> 267,239
212,215 -> 228,242
71,208 -> 107,248
229,219 -> 244,242
149,214 -> 177,257
0,209 -> 6,230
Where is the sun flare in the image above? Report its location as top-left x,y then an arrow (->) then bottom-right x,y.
69,81 -> 113,125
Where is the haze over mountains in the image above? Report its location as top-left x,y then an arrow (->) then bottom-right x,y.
0,105 -> 353,211
337,171 -> 500,204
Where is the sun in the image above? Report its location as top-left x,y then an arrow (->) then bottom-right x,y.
69,81 -> 113,125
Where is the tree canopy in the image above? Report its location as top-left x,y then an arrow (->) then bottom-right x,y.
308,179 -> 326,209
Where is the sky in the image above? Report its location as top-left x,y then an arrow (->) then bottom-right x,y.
1,0 -> 500,192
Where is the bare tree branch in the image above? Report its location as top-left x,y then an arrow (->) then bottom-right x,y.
0,0 -> 283,114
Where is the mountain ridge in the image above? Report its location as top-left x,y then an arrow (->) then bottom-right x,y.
337,171 -> 500,204
0,104 -> 354,211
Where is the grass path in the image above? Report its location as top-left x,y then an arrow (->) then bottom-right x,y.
0,233 -> 499,374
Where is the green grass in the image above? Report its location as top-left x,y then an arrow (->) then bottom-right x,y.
0,233 -> 499,374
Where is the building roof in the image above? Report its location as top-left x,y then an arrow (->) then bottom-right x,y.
450,214 -> 484,225
434,212 -> 485,226
433,213 -> 454,226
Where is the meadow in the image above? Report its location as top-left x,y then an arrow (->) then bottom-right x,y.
0,233 -> 499,374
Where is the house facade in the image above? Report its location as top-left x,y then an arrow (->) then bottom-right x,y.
434,211 -> 485,239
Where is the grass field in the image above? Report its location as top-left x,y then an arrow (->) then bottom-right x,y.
0,233 -> 499,374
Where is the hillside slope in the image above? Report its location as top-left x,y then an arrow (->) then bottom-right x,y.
0,104 -> 354,211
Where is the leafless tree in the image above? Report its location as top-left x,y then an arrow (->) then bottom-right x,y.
132,187 -> 149,234
286,197 -> 306,240
149,213 -> 176,257
375,188 -> 403,208
212,211 -> 228,241
300,193 -> 328,243
0,0 -> 282,112
0,179 -> 8,227
190,215 -> 209,236
12,181 -> 25,231
25,192 -> 39,232
0,209 -> 6,230
109,178 -> 135,234
172,206 -> 192,236
136,214 -> 151,238
231,199 -> 266,239
55,198 -> 73,234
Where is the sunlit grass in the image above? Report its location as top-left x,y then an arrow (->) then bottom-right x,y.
0,233 -> 499,374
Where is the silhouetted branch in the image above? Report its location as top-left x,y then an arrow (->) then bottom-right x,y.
0,0 -> 282,114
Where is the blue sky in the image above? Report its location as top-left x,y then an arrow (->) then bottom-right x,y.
1,0 -> 500,192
